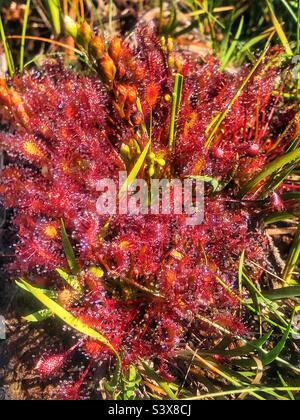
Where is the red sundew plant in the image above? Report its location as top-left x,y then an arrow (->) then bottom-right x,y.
0,22 -> 299,398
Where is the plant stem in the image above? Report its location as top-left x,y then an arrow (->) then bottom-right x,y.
20,0 -> 31,73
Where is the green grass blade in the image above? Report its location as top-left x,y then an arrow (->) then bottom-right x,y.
220,11 -> 234,60
56,268 -> 83,293
237,148 -> 300,198
220,16 -> 244,71
215,276 -> 289,332
23,309 -> 53,322
279,0 -> 298,22
262,309 -> 295,365
277,372 -> 295,400
136,97 -> 148,135
61,219 -> 80,276
169,73 -> 183,150
0,13 -> 15,77
265,212 -> 296,225
262,286 -> 300,300
46,0 -> 61,36
20,0 -> 31,73
238,249 -> 245,296
281,191 -> 300,200
228,331 -> 274,357
139,359 -> 177,400
297,0 -> 300,54
182,386 -> 300,400
109,0 -> 113,33
205,46 -> 269,148
19,278 -> 120,360
187,175 -> 219,192
197,313 -> 300,374
88,0 -> 105,35
266,0 -> 293,56
16,279 -> 58,298
119,140 -> 151,200
238,30 -> 273,59
283,220 -> 300,283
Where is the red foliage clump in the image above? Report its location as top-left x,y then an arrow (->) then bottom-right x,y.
0,25 -> 297,388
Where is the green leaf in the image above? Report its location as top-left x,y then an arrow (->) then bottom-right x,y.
46,0 -> 61,35
136,98 -> 148,135
169,73 -> 183,151
238,148 -> 300,198
0,13 -> 15,77
18,279 -> 120,363
205,46 -> 269,149
187,175 -> 219,192
281,192 -> 300,201
283,220 -> 300,283
119,140 -> 151,200
56,268 -> 83,294
20,0 -> 31,73
61,219 -> 80,275
89,266 -> 104,278
262,309 -> 296,365
223,330 -> 274,357
265,212 -> 296,225
23,309 -> 53,322
16,279 -> 58,298
238,249 -> 245,296
121,365 -> 142,400
87,0 -> 105,35
139,359 -> 177,400
262,286 -> 300,301
220,15 -> 244,71
266,0 -> 293,56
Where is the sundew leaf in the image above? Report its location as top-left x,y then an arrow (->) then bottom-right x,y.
19,279 -> 120,361
61,219 -> 80,276
23,309 -> 53,322
262,309 -> 296,366
139,359 -> 177,400
237,148 -> 300,198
